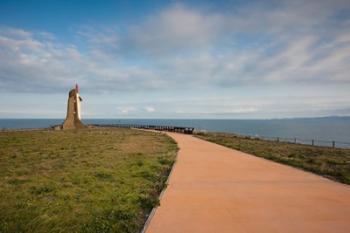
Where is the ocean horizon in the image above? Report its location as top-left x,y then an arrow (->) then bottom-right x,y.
1,116 -> 350,148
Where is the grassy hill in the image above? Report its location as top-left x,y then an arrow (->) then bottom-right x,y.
196,132 -> 350,185
0,128 -> 177,233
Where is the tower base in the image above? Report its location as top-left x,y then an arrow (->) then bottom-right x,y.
62,118 -> 86,130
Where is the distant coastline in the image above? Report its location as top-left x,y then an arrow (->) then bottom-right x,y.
1,117 -> 350,146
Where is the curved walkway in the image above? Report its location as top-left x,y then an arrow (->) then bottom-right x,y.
146,132 -> 350,233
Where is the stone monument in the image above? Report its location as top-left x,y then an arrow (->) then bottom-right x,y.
62,84 -> 86,130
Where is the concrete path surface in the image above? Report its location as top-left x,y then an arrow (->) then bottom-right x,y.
145,133 -> 350,233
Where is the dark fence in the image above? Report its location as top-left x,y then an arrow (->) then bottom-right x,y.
91,124 -> 195,134
91,124 -> 350,149
244,135 -> 350,149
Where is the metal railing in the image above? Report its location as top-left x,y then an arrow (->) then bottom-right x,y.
91,124 -> 195,134
239,135 -> 350,149
95,124 -> 350,148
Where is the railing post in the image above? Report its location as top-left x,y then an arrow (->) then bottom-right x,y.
332,141 -> 335,148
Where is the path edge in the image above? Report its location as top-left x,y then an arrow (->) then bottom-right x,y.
140,134 -> 179,233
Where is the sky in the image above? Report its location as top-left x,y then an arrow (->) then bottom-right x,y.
0,0 -> 350,119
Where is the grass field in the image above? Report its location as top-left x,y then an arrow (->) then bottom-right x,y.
0,127 -> 177,233
195,132 -> 350,185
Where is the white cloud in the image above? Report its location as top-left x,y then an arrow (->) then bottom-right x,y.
1,1 -> 350,118
145,106 -> 155,112
116,106 -> 136,114
0,26 -> 163,93
1,2 -> 350,94
127,3 -> 224,55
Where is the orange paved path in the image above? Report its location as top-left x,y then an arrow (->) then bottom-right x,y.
145,133 -> 350,233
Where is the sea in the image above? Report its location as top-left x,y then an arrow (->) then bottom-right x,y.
1,117 -> 350,148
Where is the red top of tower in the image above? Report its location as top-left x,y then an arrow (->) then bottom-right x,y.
75,83 -> 79,93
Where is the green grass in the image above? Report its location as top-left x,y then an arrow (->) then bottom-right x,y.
0,127 -> 178,233
195,132 -> 350,185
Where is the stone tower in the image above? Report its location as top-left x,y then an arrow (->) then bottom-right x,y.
62,84 -> 86,130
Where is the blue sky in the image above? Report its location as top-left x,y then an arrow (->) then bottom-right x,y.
0,0 -> 350,119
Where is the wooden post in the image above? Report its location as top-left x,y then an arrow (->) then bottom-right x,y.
294,138 -> 296,144
332,141 -> 335,148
